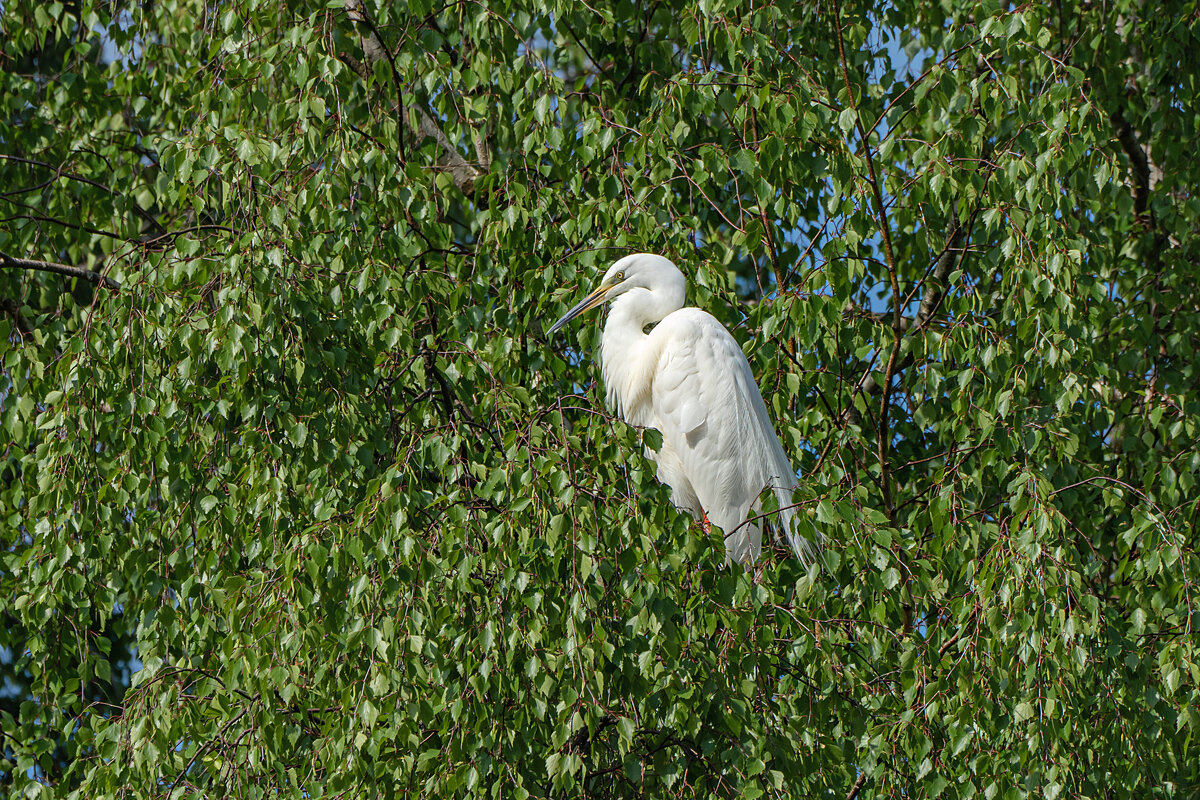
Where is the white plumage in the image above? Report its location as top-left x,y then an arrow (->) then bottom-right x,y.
549,253 -> 818,565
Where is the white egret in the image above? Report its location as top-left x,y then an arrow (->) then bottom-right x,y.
548,253 -> 818,566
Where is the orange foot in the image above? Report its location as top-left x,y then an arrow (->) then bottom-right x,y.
701,509 -> 711,535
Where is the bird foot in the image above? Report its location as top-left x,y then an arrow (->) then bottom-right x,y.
701,510 -> 711,535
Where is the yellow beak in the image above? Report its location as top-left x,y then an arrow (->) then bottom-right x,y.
547,277 -> 618,335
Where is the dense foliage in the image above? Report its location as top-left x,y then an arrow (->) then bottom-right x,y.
2,0 -> 1198,796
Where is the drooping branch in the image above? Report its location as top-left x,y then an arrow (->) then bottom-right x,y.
0,153 -> 165,235
339,0 -> 484,196
0,251 -> 121,290
0,154 -> 113,194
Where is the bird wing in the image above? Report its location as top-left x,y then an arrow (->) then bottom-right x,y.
647,309 -> 817,564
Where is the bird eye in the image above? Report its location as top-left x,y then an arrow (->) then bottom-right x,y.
615,271 -> 625,281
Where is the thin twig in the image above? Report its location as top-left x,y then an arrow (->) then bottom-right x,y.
0,153 -> 164,232
0,251 -> 121,290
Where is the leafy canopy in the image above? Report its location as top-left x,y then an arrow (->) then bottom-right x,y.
2,0 -> 1198,797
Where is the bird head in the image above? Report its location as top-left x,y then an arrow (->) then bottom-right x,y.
547,253 -> 683,335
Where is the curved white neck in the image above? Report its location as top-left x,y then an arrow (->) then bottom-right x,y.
599,286 -> 684,423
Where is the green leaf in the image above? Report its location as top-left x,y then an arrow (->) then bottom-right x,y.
838,107 -> 858,134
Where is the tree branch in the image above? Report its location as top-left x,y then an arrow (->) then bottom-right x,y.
0,298 -> 33,337
846,771 -> 868,800
0,251 -> 121,290
340,0 -> 483,196
410,106 -> 484,193
343,0 -> 407,161
1107,14 -> 1164,226
832,0 -> 901,510
567,714 -> 617,753
840,217 -> 970,426
912,216 -> 971,330
0,153 -> 165,234
0,154 -> 113,194
749,108 -> 786,289
1109,107 -> 1153,220
337,50 -> 370,81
